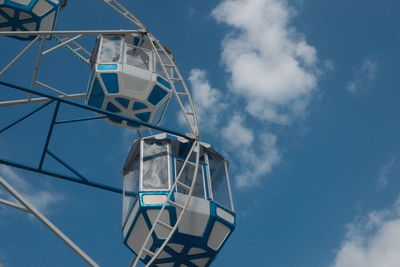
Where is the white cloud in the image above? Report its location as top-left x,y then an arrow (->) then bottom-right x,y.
187,71 -> 281,188
212,0 -> 319,124
378,158 -> 396,188
185,0 -> 319,188
221,115 -> 254,148
221,116 -> 280,188
235,132 -> 280,188
346,57 -> 378,94
188,69 -> 226,129
0,165 -> 62,214
332,197 -> 400,267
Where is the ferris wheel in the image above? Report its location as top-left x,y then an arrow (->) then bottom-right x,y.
0,1 -> 236,266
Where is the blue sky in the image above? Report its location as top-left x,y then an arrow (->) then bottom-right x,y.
1,0 -> 400,266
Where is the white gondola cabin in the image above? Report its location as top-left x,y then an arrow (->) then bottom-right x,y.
86,34 -> 173,129
0,0 -> 66,40
122,134 -> 236,267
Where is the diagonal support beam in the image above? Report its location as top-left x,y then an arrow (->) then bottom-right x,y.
0,175 -> 100,267
0,100 -> 54,134
0,198 -> 28,212
42,34 -> 83,56
0,80 -> 193,140
39,101 -> 60,170
0,159 -> 123,194
47,150 -> 88,182
0,35 -> 40,77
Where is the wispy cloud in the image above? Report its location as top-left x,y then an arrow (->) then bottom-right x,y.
0,250 -> 6,266
185,0 -> 320,188
346,57 -> 378,94
222,115 -> 254,148
189,69 -> 226,130
189,73 -> 281,188
221,115 -> 280,188
377,158 -> 396,188
332,196 -> 400,267
0,166 -> 63,215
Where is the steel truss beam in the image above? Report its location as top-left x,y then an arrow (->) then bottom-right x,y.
0,30 -> 143,36
0,175 -> 99,267
0,30 -> 145,106
0,80 -> 192,195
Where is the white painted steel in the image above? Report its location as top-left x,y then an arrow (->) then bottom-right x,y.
0,29 -> 200,137
147,37 -> 200,137
100,0 -> 199,137
0,2 -> 205,265
130,141 -> 201,267
52,34 -> 91,64
42,34 -> 83,55
225,161 -> 235,212
0,35 -> 40,77
0,30 -> 143,36
29,36 -> 46,100
0,198 -> 28,212
35,80 -> 68,95
0,175 -> 99,267
101,0 -> 146,30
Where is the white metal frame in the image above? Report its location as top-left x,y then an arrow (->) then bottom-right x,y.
0,1 -> 203,266
174,157 -> 207,200
225,161 -> 235,212
0,28 -> 200,137
130,140 -> 201,267
204,153 -> 214,200
0,175 -> 99,267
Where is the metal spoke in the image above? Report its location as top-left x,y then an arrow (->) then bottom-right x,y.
0,35 -> 40,77
0,175 -> 100,267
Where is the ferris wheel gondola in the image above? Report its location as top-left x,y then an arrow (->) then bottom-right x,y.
0,1 -> 235,266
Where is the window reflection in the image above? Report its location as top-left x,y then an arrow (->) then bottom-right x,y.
125,44 -> 152,70
209,154 -> 231,210
175,159 -> 205,199
99,35 -> 123,63
123,154 -> 139,223
142,142 -> 169,190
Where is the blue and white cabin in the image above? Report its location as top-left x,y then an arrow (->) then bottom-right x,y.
0,0 -> 66,40
122,134 -> 236,266
86,34 -> 173,129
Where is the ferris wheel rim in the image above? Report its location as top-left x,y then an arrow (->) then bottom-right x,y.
0,0 -> 201,138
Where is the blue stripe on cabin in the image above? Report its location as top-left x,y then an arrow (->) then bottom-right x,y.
98,64 -> 117,71
101,73 -> 119,94
87,78 -> 105,108
147,85 -> 168,105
